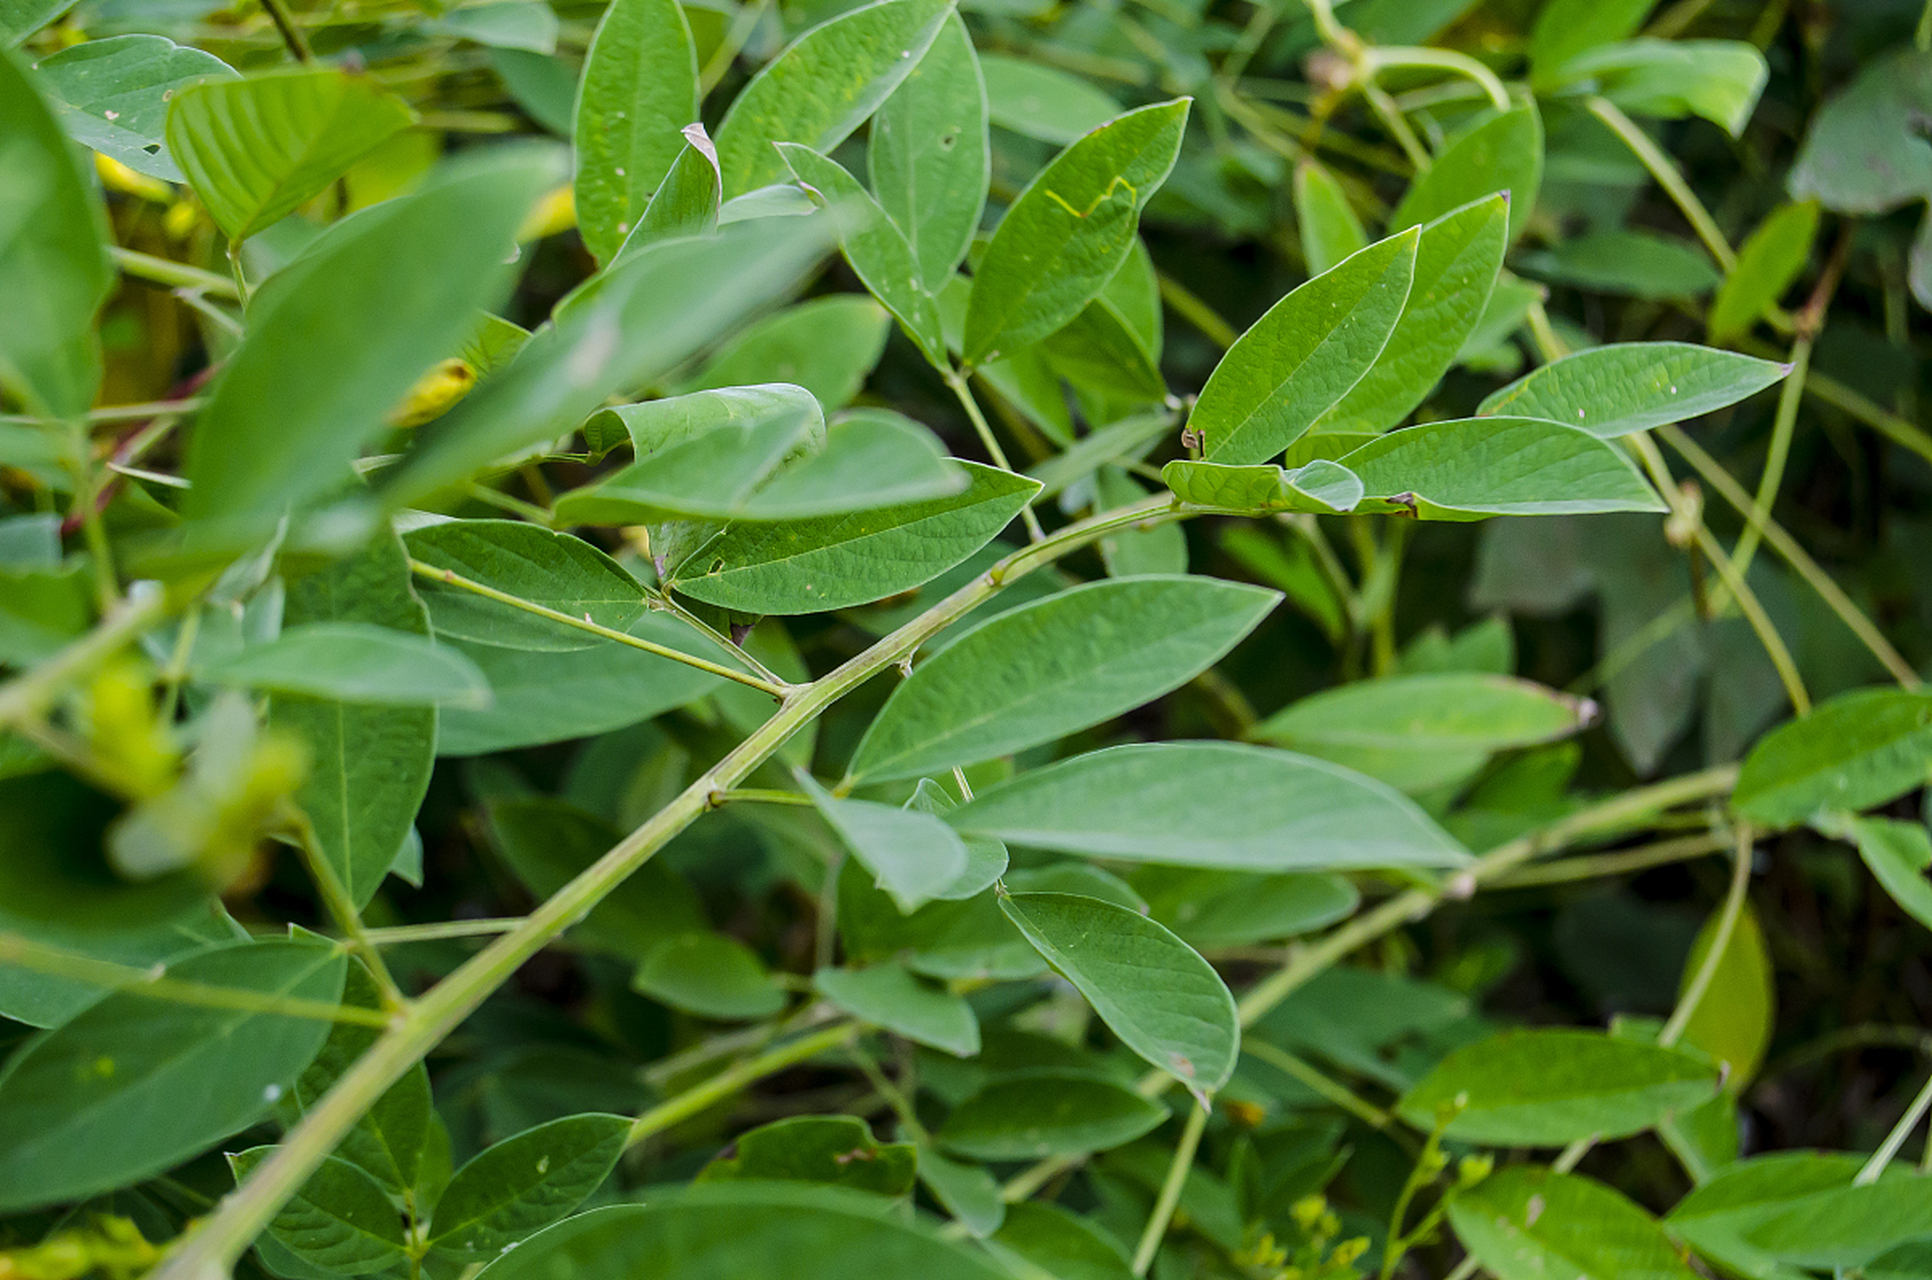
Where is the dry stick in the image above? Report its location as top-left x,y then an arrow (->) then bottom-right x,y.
1659,425 -> 1921,689
150,496 -> 1174,1280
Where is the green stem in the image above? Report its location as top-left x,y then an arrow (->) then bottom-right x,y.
110,248 -> 240,300
1242,1040 -> 1404,1141
1485,830 -> 1729,888
945,371 -> 1046,542
360,919 -> 521,946
628,1022 -> 858,1147
1587,96 -> 1735,273
1362,46 -> 1510,111
1131,1104 -> 1207,1276
259,0 -> 312,61
1155,272 -> 1239,350
1660,824 -> 1755,1048
1731,335 -> 1811,580
1690,520 -> 1811,714
712,788 -> 815,808
407,560 -> 791,696
286,815 -> 407,1012
150,497 -> 1175,1280
651,590 -> 789,689
1857,1070 -> 1932,1185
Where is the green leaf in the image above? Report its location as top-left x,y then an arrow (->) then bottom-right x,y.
683,294 -> 890,410
614,125 -> 720,256
0,562 -> 88,665
848,575 -> 1279,783
570,0 -> 697,263
1789,48 -> 1932,216
668,462 -> 1038,614
1254,672 -> 1591,752
1001,890 -> 1239,1094
1293,158 -> 1367,275
1193,230 -> 1419,464
711,0 -> 954,198
916,1145 -> 1004,1237
198,621 -> 490,709
2,0 -> 74,45
799,771 -> 969,914
436,617 -> 724,755
31,34 -> 236,182
166,68 -> 415,240
1675,902 -> 1774,1086
428,3 -> 559,53
1041,298 -> 1166,405
989,1202 -> 1135,1280
1338,416 -> 1666,519
938,1070 -> 1167,1159
1315,195 -> 1508,434
272,529 -> 437,910
1135,868 -> 1358,949
1518,228 -> 1720,300
380,216 -> 830,510
290,961 -> 431,1196
0,937 -> 346,1212
698,1115 -> 916,1197
869,13 -> 987,288
0,46 -> 110,419
228,1148 -> 409,1275
963,98 -> 1190,365
0,906 -> 236,1029
780,143 -> 947,368
1477,341 -> 1789,438
977,53 -> 1120,145
430,1114 -> 631,1259
470,1185 -> 1014,1280
1391,102 -> 1542,243
184,147 -> 556,532
1450,1166 -> 1699,1280
814,963 -> 980,1056
1398,1028 -> 1720,1145
1527,0 -> 1654,82
484,798 -> 705,961
1816,814 -> 1932,935
1163,458 -> 1364,515
1095,468 -> 1185,576
407,519 -> 649,652
950,741 -> 1468,870
1558,39 -> 1768,137
904,776 -> 1008,899
1733,689 -> 1932,828
1665,1152 -> 1932,1273
1710,202 -> 1820,344
632,932 -> 786,1020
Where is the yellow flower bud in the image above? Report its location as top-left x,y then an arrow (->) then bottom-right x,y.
389,357 -> 476,427
94,153 -> 174,204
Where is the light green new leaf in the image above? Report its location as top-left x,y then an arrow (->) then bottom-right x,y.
1164,458 -> 1364,515
272,530 -> 436,910
1193,231 -> 1418,464
633,932 -> 786,1020
1559,39 -> 1768,137
1391,102 -> 1542,243
186,147 -> 556,532
1665,1151 -> 1932,1273
800,771 -> 968,913
939,1070 -> 1167,1159
814,963 -> 980,1056
698,1116 -> 916,1196
950,741 -> 1468,870
1339,416 -> 1665,519
438,616 -> 723,755
0,46 -> 110,419
229,1148 -> 409,1275
870,13 -> 987,288
1816,813 -> 1932,935
1478,341 -> 1789,438
848,575 -> 1279,783
0,938 -> 346,1212
683,293 -> 889,410
31,34 -> 236,181
166,67 -> 415,240
571,0 -> 697,263
406,520 -> 649,652
1733,689 -> 1932,828
471,1185 -> 1013,1280
977,53 -> 1121,145
1254,672 -> 1591,752
1710,201 -> 1820,344
198,622 -> 491,709
1001,891 -> 1238,1093
1675,902 -> 1775,1086
778,143 -> 947,367
1451,1166 -> 1699,1280
430,1115 -> 630,1259
712,0 -> 953,198
1399,1029 -> 1720,1145
963,98 -> 1190,365
613,125 -> 720,257
1316,195 -> 1508,434
380,216 -> 831,510
1293,158 -> 1367,275
669,462 -> 1037,614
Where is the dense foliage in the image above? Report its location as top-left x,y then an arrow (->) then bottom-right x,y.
5,0 -> 1932,1275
